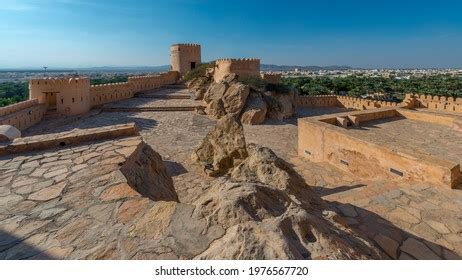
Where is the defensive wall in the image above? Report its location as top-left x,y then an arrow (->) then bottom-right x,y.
213,58 -> 261,82
170,43 -> 201,76
0,99 -> 46,131
410,94 -> 462,113
260,73 -> 282,84
298,107 -> 462,189
296,95 -> 401,110
1,71 -> 179,132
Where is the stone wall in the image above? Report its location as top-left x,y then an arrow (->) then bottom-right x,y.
127,71 -> 179,93
0,99 -> 39,117
90,82 -> 134,107
170,43 -> 201,75
213,58 -> 260,82
409,94 -> 462,113
29,77 -> 91,116
260,73 -> 281,84
0,102 -> 46,131
297,95 -> 401,110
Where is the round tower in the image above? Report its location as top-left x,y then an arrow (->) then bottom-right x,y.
170,43 -> 201,76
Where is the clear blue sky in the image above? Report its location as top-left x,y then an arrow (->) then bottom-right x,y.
1,0 -> 461,68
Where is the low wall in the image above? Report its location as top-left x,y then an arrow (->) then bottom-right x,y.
296,95 -> 338,107
261,73 -> 281,84
0,103 -> 46,131
410,94 -> 462,113
0,123 -> 139,156
296,95 -> 401,110
0,99 -> 38,117
213,59 -> 260,82
298,109 -> 461,188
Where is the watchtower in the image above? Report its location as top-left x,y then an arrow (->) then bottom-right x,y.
170,43 -> 201,76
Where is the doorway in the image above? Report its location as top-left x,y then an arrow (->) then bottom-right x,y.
190,61 -> 196,70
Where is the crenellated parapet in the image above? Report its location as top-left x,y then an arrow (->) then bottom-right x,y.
336,96 -> 399,110
29,77 -> 91,116
296,95 -> 338,107
260,73 -> 282,84
213,58 -> 261,82
0,99 -> 46,131
405,93 -> 462,113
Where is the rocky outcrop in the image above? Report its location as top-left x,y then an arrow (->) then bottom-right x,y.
191,115 -> 248,176
188,72 -> 296,124
222,83 -> 250,116
187,76 -> 213,100
192,178 -> 380,259
240,92 -> 267,125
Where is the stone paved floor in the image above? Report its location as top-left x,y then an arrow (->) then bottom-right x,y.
343,117 -> 462,165
3,87 -> 462,259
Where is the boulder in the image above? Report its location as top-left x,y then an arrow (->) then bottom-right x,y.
192,115 -> 247,176
263,93 -> 284,120
240,92 -> 267,125
222,82 -> 250,116
0,125 -> 21,142
120,142 -> 178,202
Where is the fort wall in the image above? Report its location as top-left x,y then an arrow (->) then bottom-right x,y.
128,71 -> 179,92
296,95 -> 338,107
29,77 -> 91,116
90,82 -> 134,107
170,44 -> 201,75
0,102 -> 46,131
407,94 -> 462,113
260,73 -> 281,84
213,58 -> 260,82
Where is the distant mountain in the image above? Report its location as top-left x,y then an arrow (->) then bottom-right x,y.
261,64 -> 354,71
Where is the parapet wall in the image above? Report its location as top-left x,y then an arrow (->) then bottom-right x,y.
90,82 -> 134,107
297,95 -> 400,110
0,102 -> 46,131
0,99 -> 38,117
408,94 -> 462,113
128,71 -> 179,92
213,58 -> 260,82
260,73 -> 281,84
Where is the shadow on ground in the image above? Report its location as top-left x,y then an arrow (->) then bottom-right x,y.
0,230 -> 54,260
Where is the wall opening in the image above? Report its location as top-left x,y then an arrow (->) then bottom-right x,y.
190,61 -> 196,70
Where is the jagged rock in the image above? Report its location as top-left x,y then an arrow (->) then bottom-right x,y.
191,115 -> 247,176
263,93 -> 284,120
204,82 -> 228,103
205,99 -> 226,119
187,77 -> 212,100
240,92 -> 267,125
231,144 -> 307,192
0,125 -> 21,142
222,82 -> 250,116
120,142 -> 178,202
222,73 -> 237,84
192,177 -> 382,260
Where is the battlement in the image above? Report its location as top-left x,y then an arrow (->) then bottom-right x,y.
404,93 -> 462,113
29,77 -> 90,87
260,73 -> 282,84
215,58 -> 260,63
171,43 -> 201,48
